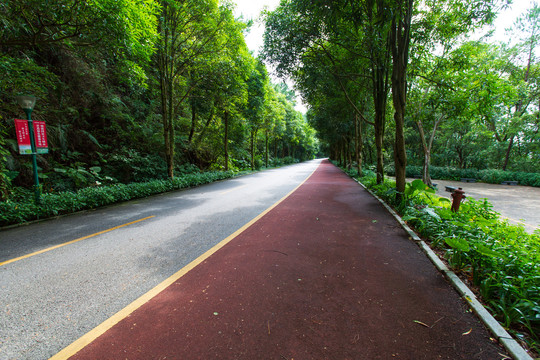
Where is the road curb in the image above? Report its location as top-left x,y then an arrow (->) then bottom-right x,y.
350,177 -> 534,360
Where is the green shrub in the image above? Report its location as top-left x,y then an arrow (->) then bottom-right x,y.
281,156 -> 299,165
400,165 -> 540,187
0,170 -> 248,227
104,148 -> 168,183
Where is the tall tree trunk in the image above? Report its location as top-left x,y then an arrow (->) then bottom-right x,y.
368,1 -> 390,184
374,122 -> 385,183
188,105 -> 196,143
167,77 -> 175,179
417,121 -> 432,187
390,0 -> 413,199
265,131 -> 269,168
250,129 -> 257,170
502,136 -> 514,171
341,140 -> 345,167
194,107 -> 215,146
372,61 -> 388,184
346,137 -> 352,169
343,136 -> 352,170
355,114 -> 363,177
416,115 -> 443,187
250,130 -> 254,170
160,75 -> 175,179
224,111 -> 229,171
157,3 -> 177,180
161,93 -> 172,179
367,142 -> 373,166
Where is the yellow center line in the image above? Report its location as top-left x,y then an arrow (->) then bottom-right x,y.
220,184 -> 247,195
0,216 -> 155,267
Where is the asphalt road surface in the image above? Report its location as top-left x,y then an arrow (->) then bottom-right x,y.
63,160 -> 506,360
0,160 -> 321,359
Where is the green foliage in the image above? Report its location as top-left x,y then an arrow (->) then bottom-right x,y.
0,55 -> 59,97
400,165 -> 540,187
104,148 -> 168,183
262,156 -> 299,169
52,166 -> 106,190
0,0 -> 159,59
0,170 -> 249,227
352,170 -> 540,353
0,0 -> 316,202
0,120 -> 11,200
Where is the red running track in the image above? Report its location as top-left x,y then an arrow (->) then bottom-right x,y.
66,160 -> 505,359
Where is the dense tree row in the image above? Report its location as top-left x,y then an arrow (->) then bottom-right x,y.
263,0 -> 539,191
0,0 -> 319,201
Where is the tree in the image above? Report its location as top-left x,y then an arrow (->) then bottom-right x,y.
0,0 -> 158,64
245,60 -> 268,170
156,0 -> 241,178
500,2 -> 540,169
452,42 -> 532,170
0,0 -> 160,192
261,86 -> 283,167
0,0 -> 315,201
263,0 -> 391,183
390,0 -> 413,195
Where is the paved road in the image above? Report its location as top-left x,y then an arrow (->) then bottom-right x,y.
0,160 -> 321,359
61,161 -> 507,359
430,179 -> 540,233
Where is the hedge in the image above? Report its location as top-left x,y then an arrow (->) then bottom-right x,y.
0,170 -> 249,227
384,165 -> 540,187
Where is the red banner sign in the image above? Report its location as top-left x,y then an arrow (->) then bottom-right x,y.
33,121 -> 48,153
14,119 -> 49,154
14,119 -> 32,154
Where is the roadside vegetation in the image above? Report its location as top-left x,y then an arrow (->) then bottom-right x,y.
263,0 -> 539,195
0,169 -> 244,227
0,156 -> 301,227
344,167 -> 540,356
389,165 -> 540,187
0,0 -> 319,206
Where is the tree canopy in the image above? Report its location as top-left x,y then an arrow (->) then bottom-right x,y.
0,0 -> 319,200
263,0 -> 538,192
0,0 -> 538,203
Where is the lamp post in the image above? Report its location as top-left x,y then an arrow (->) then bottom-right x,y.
17,95 -> 41,205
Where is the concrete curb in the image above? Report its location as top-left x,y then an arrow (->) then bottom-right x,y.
351,177 -> 534,360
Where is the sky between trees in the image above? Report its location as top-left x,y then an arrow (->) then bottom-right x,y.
233,0 -> 538,114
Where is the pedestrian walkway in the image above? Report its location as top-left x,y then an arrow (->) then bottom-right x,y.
57,160 -> 507,359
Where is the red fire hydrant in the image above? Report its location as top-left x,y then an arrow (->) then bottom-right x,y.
451,188 -> 466,212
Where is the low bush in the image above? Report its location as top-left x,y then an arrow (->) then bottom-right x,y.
344,168 -> 540,355
269,156 -> 299,167
0,170 -> 250,227
397,165 -> 540,187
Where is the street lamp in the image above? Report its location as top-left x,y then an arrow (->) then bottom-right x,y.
16,95 -> 41,205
